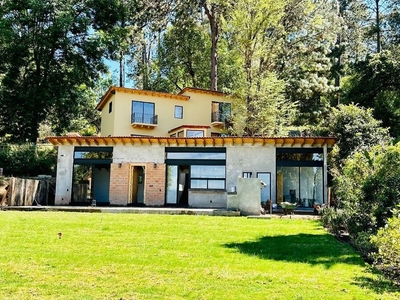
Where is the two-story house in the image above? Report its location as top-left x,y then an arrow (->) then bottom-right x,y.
48,86 -> 335,212
97,86 -> 232,137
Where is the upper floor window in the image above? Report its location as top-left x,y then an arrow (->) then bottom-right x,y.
108,102 -> 112,113
211,102 -> 231,122
174,105 -> 183,119
131,101 -> 157,125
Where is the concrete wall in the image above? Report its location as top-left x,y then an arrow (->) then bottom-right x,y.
188,190 -> 226,208
226,145 -> 276,202
227,178 -> 262,215
113,143 -> 165,164
54,145 -> 74,205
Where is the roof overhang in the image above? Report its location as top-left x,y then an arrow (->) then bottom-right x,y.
47,136 -> 336,148
178,87 -> 224,96
96,86 -> 190,111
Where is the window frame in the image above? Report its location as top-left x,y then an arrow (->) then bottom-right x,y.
166,147 -> 226,191
242,172 -> 252,178
174,105 -> 183,119
131,100 -> 155,124
186,130 -> 204,137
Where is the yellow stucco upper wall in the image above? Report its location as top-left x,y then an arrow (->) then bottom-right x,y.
98,87 -> 231,137
100,93 -> 116,136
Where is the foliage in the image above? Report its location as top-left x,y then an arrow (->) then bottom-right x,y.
1,0 -> 400,140
343,49 -> 400,138
326,104 -> 390,166
371,208 -> 400,285
222,0 -> 299,136
353,231 -> 376,262
321,207 -> 349,237
227,74 -> 298,136
0,144 -> 57,177
276,0 -> 341,125
325,143 -> 400,277
362,144 -> 400,228
0,0 -> 109,142
150,19 -> 211,92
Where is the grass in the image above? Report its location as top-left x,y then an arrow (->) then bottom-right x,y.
0,211 -> 398,300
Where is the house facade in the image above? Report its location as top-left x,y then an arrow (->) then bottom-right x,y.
97,86 -> 232,137
48,86 -> 335,210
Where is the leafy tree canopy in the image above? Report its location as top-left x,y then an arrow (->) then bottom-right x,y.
326,103 -> 391,165
0,0 -> 108,142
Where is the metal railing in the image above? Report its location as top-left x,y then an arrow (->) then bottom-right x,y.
131,113 -> 158,125
211,112 -> 229,123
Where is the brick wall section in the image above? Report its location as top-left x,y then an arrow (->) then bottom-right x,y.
109,162 -> 166,206
109,163 -> 130,205
144,163 -> 166,206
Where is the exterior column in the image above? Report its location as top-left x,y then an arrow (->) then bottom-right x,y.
323,144 -> 328,205
54,145 -> 74,205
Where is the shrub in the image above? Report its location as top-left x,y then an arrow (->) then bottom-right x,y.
0,144 -> 57,177
370,211 -> 400,285
353,231 -> 376,263
362,144 -> 400,228
328,143 -> 400,237
321,207 -> 349,237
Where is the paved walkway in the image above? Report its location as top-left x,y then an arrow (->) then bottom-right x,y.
1,205 -> 240,216
1,205 -> 320,219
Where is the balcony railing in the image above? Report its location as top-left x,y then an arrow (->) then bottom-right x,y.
131,113 -> 158,128
211,112 -> 230,123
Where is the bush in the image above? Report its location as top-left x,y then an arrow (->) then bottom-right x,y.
0,144 -> 57,177
321,207 -> 349,237
362,144 -> 400,228
370,211 -> 400,285
329,143 -> 400,236
353,231 -> 376,262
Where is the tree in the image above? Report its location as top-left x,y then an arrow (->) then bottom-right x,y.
199,0 -> 231,91
276,0 -> 341,125
0,0 -> 107,142
331,0 -> 368,104
46,75 -> 113,136
223,0 -> 298,136
151,20 -> 211,92
326,103 -> 391,165
364,0 -> 397,53
342,49 -> 400,138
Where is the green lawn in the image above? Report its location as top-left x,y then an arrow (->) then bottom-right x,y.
0,211 -> 398,300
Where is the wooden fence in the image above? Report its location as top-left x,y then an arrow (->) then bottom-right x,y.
6,177 -> 51,206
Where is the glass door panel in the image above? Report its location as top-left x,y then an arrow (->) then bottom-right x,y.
277,166 -> 299,204
257,172 -> 271,203
300,167 -> 323,207
166,165 -> 178,204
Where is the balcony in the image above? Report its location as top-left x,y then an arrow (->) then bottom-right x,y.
211,112 -> 230,127
131,113 -> 158,129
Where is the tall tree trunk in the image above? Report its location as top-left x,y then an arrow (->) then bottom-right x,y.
375,0 -> 381,53
119,51 -> 125,87
203,3 -> 218,91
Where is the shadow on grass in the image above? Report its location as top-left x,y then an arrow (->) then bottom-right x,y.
224,233 -> 364,269
353,272 -> 400,294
